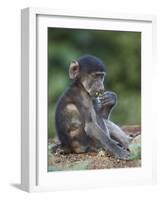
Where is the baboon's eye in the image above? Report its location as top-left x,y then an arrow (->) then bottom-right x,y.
92,73 -> 104,80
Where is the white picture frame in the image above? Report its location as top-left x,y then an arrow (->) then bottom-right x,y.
21,7 -> 157,192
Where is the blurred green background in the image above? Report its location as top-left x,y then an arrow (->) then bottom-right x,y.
48,28 -> 141,139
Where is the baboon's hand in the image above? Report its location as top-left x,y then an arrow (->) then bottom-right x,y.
98,91 -> 117,107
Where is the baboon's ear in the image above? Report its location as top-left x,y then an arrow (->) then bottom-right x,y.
69,60 -> 80,79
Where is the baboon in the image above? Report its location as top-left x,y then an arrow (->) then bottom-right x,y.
55,55 -> 132,160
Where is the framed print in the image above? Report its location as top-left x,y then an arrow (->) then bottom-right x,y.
21,7 -> 156,192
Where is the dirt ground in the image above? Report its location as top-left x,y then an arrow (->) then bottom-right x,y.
48,125 -> 141,171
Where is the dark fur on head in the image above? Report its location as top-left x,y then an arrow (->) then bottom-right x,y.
77,55 -> 106,74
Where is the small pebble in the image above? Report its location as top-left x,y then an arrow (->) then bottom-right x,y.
97,150 -> 106,157
54,158 -> 61,163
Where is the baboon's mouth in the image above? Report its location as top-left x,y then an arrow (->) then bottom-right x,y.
95,91 -> 103,97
